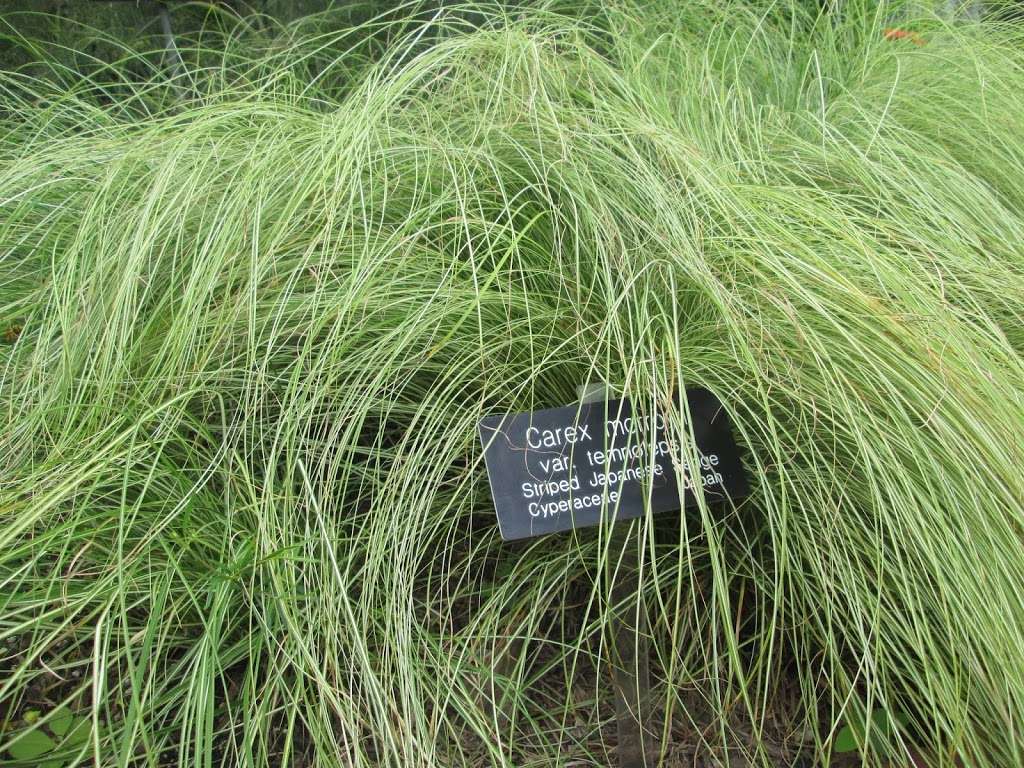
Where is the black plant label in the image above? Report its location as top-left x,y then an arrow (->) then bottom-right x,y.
478,388 -> 749,540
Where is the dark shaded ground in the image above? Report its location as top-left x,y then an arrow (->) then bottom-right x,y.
0,0 -> 356,73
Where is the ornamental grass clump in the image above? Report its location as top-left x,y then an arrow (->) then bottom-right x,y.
1,2 -> 1023,766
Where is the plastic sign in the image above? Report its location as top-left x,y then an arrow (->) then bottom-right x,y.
478,388 -> 749,540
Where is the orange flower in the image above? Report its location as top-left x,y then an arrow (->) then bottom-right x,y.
884,28 -> 926,46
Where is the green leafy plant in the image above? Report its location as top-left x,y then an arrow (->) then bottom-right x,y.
834,708 -> 910,755
4,707 -> 92,766
1,1 -> 1023,766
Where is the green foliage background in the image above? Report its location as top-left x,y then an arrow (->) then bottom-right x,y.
2,2 -> 1023,767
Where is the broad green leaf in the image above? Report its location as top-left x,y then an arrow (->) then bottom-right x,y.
8,729 -> 55,760
834,709 -> 909,754
833,722 -> 860,753
64,717 -> 92,747
49,706 -> 74,737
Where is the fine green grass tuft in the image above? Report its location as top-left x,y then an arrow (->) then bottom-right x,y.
2,2 -> 1023,766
